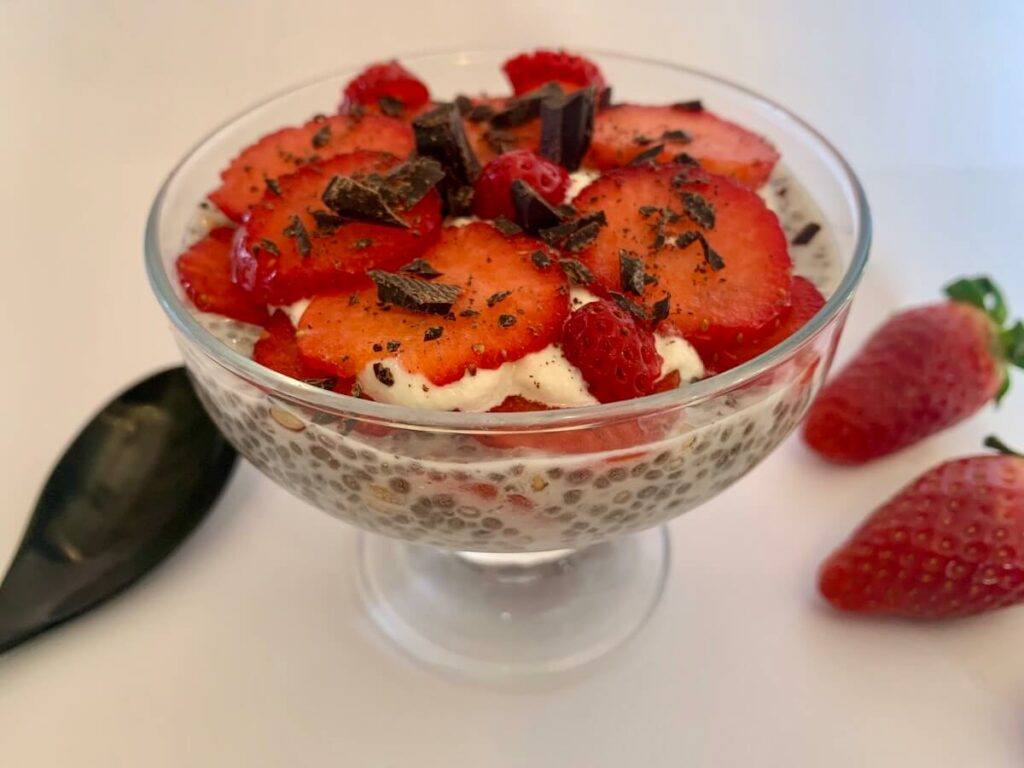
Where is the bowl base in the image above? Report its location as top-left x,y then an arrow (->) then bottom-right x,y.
356,526 -> 670,680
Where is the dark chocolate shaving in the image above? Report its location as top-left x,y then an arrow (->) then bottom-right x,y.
322,175 -> 408,228
373,362 -> 395,387
633,134 -> 655,146
256,238 -> 279,256
368,270 -> 462,315
311,123 -> 332,149
619,251 -> 648,295
380,157 -> 446,209
791,222 -> 821,246
497,314 -> 517,328
610,291 -> 647,321
510,179 -> 565,234
459,308 -> 480,318
377,95 -> 405,117
400,258 -> 442,279
629,144 -> 665,166
681,191 -> 716,229
489,83 -> 563,129
486,290 -> 511,307
661,129 -> 692,143
386,340 -> 401,352
538,86 -> 596,171
671,100 -> 703,112
492,216 -> 523,236
539,211 -> 606,252
672,152 -> 699,166
413,102 -> 481,215
651,294 -> 671,326
675,231 -> 724,271
558,258 -> 595,286
638,205 -> 659,217
531,250 -> 552,268
282,215 -> 312,257
309,208 -> 345,234
264,176 -> 282,197
423,326 -> 444,341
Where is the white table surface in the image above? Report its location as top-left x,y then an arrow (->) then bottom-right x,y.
3,1 -> 1024,765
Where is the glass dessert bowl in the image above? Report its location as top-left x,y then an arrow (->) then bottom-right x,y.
145,49 -> 870,678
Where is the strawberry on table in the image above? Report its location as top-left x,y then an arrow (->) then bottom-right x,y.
232,151 -> 443,305
587,104 -> 780,189
252,310 -> 325,381
820,437 -> 1024,619
339,60 -> 431,116
502,49 -> 607,96
706,276 -> 826,373
803,276 -> 1024,464
209,113 -> 415,221
561,299 -> 664,403
573,164 -> 792,359
296,222 -> 570,388
175,227 -> 267,325
473,150 -> 569,220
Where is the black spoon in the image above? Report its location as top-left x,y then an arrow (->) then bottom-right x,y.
0,367 -> 237,654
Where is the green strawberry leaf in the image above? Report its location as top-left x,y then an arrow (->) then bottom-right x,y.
945,275 -> 1008,325
984,435 -> 1024,458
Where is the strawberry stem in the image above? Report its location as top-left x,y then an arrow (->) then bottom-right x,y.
984,435 -> 1024,458
945,276 -> 1007,325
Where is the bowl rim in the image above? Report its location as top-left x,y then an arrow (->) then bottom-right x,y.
145,47 -> 871,431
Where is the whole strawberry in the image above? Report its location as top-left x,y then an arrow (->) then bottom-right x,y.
561,299 -> 663,403
473,150 -> 569,220
803,276 -> 1024,463
819,437 -> 1024,619
340,60 -> 430,112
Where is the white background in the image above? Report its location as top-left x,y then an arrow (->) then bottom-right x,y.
3,1 -> 1024,765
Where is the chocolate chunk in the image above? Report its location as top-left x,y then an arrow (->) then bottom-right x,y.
619,251 -> 647,295
373,362 -> 395,387
510,179 -> 565,234
672,100 -> 703,112
413,102 -> 481,215
311,123 -> 332,149
454,94 -> 474,115
672,152 -> 699,166
558,258 -> 595,286
629,144 -> 665,166
399,258 -> 442,279
531,250 -> 552,268
791,222 -> 821,246
598,87 -> 613,109
264,176 -> 282,197
539,86 -> 596,171
256,238 -> 279,256
492,216 -> 523,236
651,294 -> 671,326
661,129 -> 692,143
498,314 -> 517,328
308,209 -> 344,235
322,175 -> 408,228
676,231 -> 724,270
676,230 -> 700,249
486,290 -> 511,307
555,204 -> 577,218
610,292 -> 647,321
386,340 -> 401,352
368,270 -> 462,315
540,211 -> 607,252
681,191 -> 715,229
467,102 -> 496,122
282,214 -> 312,257
380,157 -> 446,209
423,326 -> 444,341
490,82 -> 563,129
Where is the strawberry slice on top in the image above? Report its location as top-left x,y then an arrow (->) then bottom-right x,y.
339,60 -> 431,116
175,227 -> 267,325
209,113 -> 415,222
587,104 -> 780,189
252,309 -> 324,381
573,164 -> 792,358
502,50 -> 607,96
461,95 -> 543,165
296,222 -> 570,388
232,151 -> 443,305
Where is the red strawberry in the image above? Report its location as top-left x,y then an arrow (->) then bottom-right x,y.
252,310 -> 322,380
462,96 -> 542,165
209,114 -> 414,221
232,151 -> 442,305
574,164 -> 792,358
803,277 -> 1024,464
819,437 -> 1024,619
296,222 -> 569,386
706,276 -> 826,373
473,150 -> 569,219
175,227 -> 267,325
502,50 -> 607,96
561,299 -> 663,403
587,104 -> 780,189
339,60 -> 431,113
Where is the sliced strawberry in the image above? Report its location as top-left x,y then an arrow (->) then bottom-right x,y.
175,227 -> 267,325
574,164 -> 792,358
232,151 -> 442,305
462,96 -> 542,165
473,150 -> 569,219
706,276 -> 825,373
339,60 -> 430,113
209,114 -> 415,221
252,310 -> 323,380
296,222 -> 570,386
502,50 -> 607,96
587,104 -> 780,189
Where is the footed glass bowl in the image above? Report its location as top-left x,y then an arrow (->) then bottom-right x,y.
145,50 -> 870,678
